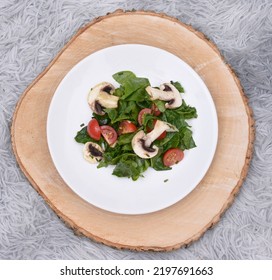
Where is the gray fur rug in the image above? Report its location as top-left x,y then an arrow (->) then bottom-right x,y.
0,0 -> 272,260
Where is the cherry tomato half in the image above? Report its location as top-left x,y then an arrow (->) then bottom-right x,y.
87,119 -> 101,141
146,120 -> 167,140
151,103 -> 161,116
118,120 -> 137,135
163,148 -> 184,167
138,108 -> 152,126
100,125 -> 118,146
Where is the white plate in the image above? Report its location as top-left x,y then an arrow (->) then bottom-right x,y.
47,44 -> 218,215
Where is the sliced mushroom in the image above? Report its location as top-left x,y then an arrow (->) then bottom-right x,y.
132,120 -> 178,159
132,130 -> 159,159
83,142 -> 104,163
88,82 -> 119,115
145,83 -> 182,109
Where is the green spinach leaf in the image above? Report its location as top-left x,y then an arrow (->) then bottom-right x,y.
171,81 -> 184,93
74,126 -> 91,144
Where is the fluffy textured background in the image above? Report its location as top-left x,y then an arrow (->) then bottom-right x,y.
0,0 -> 271,259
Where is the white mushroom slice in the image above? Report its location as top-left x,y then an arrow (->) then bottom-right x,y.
88,82 -> 119,115
132,130 -> 159,159
145,83 -> 182,109
132,120 -> 178,159
96,91 -> 119,108
83,142 -> 104,163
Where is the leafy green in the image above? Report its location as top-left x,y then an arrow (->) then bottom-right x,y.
74,126 -> 92,144
75,71 -> 198,180
142,113 -> 156,132
172,100 -> 198,119
104,100 -> 140,123
103,108 -> 118,122
153,100 -> 166,112
112,156 -> 150,181
93,113 -> 110,125
113,87 -> 125,97
113,71 -> 150,101
179,127 -> 197,150
159,101 -> 197,151
150,151 -> 171,171
121,143 -> 133,151
163,101 -> 197,127
97,145 -> 123,168
112,161 -> 140,180
98,150 -> 150,181
171,81 -> 184,93
157,133 -> 181,152
118,132 -> 137,145
112,71 -> 136,84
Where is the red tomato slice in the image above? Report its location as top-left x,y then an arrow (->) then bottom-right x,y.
163,148 -> 184,167
151,103 -> 161,116
87,119 -> 101,141
138,108 -> 152,125
118,120 -> 137,135
146,120 -> 167,140
100,125 -> 118,146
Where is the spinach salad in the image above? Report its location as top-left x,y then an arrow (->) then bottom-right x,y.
75,71 -> 197,181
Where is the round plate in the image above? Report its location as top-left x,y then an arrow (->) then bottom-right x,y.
47,44 -> 218,214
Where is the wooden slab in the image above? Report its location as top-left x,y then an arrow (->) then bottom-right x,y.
11,10 -> 254,251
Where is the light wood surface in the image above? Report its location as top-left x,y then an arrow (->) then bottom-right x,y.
11,10 -> 254,251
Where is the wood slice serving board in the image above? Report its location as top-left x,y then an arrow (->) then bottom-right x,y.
11,10 -> 254,251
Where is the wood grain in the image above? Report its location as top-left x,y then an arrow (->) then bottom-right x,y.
11,10 -> 254,251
